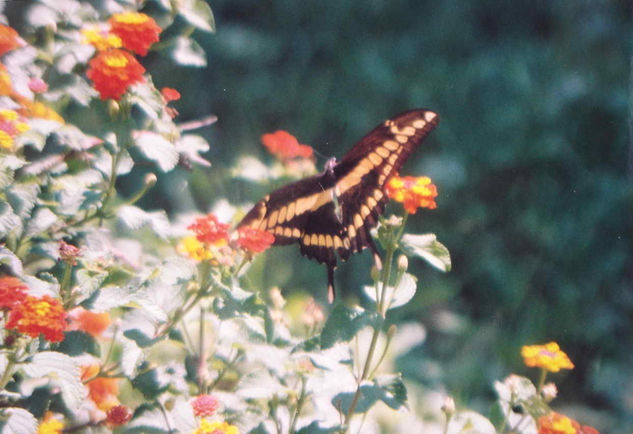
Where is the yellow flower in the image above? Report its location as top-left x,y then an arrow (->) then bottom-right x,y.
0,108 -> 18,121
37,412 -> 64,434
178,236 -> 214,262
193,419 -> 239,434
521,342 -> 574,373
81,27 -> 123,51
0,130 -> 13,149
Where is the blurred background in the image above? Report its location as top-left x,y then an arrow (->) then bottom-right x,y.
11,0 -> 633,430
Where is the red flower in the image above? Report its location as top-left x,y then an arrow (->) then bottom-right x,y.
188,214 -> 230,246
192,394 -> 220,417
109,12 -> 162,56
86,49 -> 145,100
538,412 -> 599,434
261,130 -> 313,161
385,175 -> 438,214
69,307 -> 111,337
106,405 -> 132,426
0,276 -> 27,310
59,240 -> 80,265
6,295 -> 67,342
0,25 -> 20,56
236,226 -> 275,253
161,87 -> 181,102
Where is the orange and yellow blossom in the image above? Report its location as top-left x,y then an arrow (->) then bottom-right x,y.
0,24 -> 20,56
81,26 -> 122,51
537,412 -> 599,434
37,412 -> 64,434
5,295 -> 67,342
193,420 -> 240,434
86,49 -> 145,100
69,307 -> 111,337
522,342 -> 574,373
109,12 -> 162,56
386,175 -> 438,214
81,365 -> 120,411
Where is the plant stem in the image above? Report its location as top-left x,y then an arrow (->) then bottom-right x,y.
288,376 -> 307,434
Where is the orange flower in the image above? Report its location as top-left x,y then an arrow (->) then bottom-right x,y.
161,87 -> 180,102
109,12 -> 162,56
261,130 -> 313,161
0,63 -> 11,95
188,214 -> 230,246
5,295 -> 67,342
236,226 -> 275,253
386,175 -> 438,214
106,405 -> 132,426
18,100 -> 64,123
0,276 -> 28,310
69,307 -> 111,337
81,26 -> 123,51
81,365 -> 119,411
522,342 -> 574,373
0,25 -> 20,56
538,412 -> 599,434
192,394 -> 219,417
86,49 -> 145,100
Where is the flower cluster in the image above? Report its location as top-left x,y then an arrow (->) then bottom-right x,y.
261,130 -> 314,161
69,307 -> 111,337
522,342 -> 575,373
386,175 -> 438,214
83,11 -> 162,100
537,412 -> 598,434
192,394 -> 220,417
0,108 -> 30,149
236,226 -> 275,253
194,419 -> 240,434
81,365 -> 120,411
0,24 -> 20,56
5,295 -> 68,342
0,276 -> 27,310
37,412 -> 64,434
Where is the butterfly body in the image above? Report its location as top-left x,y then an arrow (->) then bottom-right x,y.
238,109 -> 439,302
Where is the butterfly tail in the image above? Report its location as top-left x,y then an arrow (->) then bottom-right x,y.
327,264 -> 335,303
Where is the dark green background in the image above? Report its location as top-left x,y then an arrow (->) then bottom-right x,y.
150,1 -> 632,430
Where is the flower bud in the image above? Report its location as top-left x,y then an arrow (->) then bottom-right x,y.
144,172 -> 157,187
441,396 -> 455,417
397,255 -> 408,272
541,382 -> 558,402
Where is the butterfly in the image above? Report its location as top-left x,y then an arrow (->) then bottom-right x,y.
237,109 -> 439,302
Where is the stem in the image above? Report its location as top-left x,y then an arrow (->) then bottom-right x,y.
288,376 -> 307,434
536,368 -> 547,394
0,357 -> 16,390
99,148 -> 122,226
60,261 -> 73,308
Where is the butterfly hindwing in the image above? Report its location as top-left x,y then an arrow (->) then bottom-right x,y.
237,109 -> 439,301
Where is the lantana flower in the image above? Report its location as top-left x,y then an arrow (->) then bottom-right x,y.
28,77 -> 48,94
261,130 -> 314,161
0,108 -> 30,150
81,365 -> 120,411
106,405 -> 132,427
188,214 -> 230,246
5,295 -> 67,342
194,420 -> 239,434
86,49 -> 145,100
37,412 -> 64,434
81,26 -> 123,51
161,87 -> 180,102
108,12 -> 162,56
386,175 -> 438,214
0,63 -> 12,95
191,394 -> 220,417
0,24 -> 20,56
236,226 -> 275,253
521,342 -> 574,373
17,99 -> 64,123
178,236 -> 214,262
537,412 -> 599,434
69,307 -> 111,337
0,276 -> 28,310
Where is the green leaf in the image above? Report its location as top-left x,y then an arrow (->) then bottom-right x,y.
132,367 -> 169,400
90,286 -> 134,311
25,207 -> 58,237
320,305 -> 378,349
297,421 -> 339,433
0,408 -> 38,434
170,36 -> 207,67
401,233 -> 451,272
362,272 -> 417,310
57,331 -> 100,357
22,351 -> 86,411
332,375 -> 407,414
124,328 -> 165,348
134,131 -> 179,172
0,201 -> 21,239
0,246 -> 22,275
117,205 -> 170,238
179,0 -> 215,32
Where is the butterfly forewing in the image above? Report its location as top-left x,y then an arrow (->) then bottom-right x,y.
236,109 -> 439,301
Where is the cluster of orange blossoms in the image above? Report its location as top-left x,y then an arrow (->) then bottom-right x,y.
181,214 -> 275,263
520,342 -> 598,434
386,174 -> 438,214
84,12 -> 162,100
261,130 -> 314,161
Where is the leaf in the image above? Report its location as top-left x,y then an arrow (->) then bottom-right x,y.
56,331 -> 100,357
117,205 -> 170,238
0,246 -> 22,275
320,305 -> 378,349
332,375 -> 407,414
135,131 -> 179,172
401,233 -> 452,272
176,134 -> 211,167
179,0 -> 215,32
132,367 -> 169,400
297,422 -> 339,434
89,286 -> 134,311
124,328 -> 165,348
363,272 -> 417,310
1,408 -> 38,434
120,335 -> 143,376
170,36 -> 207,67
25,207 -> 58,237
22,351 -> 86,411
0,201 -> 21,238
